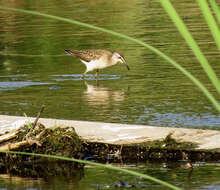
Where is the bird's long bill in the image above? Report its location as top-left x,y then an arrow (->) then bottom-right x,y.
124,62 -> 130,70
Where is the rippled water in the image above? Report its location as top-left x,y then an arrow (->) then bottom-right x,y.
0,1 -> 220,128
0,161 -> 220,190
0,1 -> 220,189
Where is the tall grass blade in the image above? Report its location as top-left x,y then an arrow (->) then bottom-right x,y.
159,0 -> 220,96
209,0 -> 220,24
197,0 -> 220,50
0,6 -> 220,112
0,150 -> 182,190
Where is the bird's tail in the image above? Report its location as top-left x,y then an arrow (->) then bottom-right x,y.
65,50 -> 74,55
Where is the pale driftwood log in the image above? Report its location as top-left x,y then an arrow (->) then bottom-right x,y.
0,141 -> 29,151
0,106 -> 46,151
0,115 -> 220,152
0,124 -> 45,151
0,131 -> 18,144
0,137 -> 42,151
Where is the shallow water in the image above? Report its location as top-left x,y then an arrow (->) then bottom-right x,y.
1,1 -> 220,189
0,161 -> 220,190
0,0 -> 220,128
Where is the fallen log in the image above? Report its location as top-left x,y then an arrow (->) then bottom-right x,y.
0,115 -> 220,162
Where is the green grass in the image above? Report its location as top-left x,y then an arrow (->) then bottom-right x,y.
0,6 -> 219,113
23,113 -> 33,129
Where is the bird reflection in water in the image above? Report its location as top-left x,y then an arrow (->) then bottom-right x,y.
83,81 -> 125,106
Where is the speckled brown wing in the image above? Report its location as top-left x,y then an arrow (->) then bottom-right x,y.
65,49 -> 111,62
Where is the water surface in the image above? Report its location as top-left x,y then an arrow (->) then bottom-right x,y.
0,1 -> 220,189
0,161 -> 220,190
0,0 -> 220,128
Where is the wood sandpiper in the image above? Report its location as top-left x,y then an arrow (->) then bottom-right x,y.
65,49 -> 130,78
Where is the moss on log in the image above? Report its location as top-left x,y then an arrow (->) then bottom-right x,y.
0,122 -> 220,164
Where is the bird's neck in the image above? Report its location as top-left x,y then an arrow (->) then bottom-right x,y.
108,55 -> 118,67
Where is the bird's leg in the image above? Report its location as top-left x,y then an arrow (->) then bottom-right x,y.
96,79 -> 99,86
95,69 -> 99,79
81,71 -> 87,79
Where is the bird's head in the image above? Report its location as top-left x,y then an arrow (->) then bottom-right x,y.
112,51 -> 130,70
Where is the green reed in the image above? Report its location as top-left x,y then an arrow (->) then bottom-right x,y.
0,150 -> 181,190
209,0 -> 220,24
159,0 -> 220,96
0,6 -> 219,112
197,0 -> 220,50
0,3 -> 219,190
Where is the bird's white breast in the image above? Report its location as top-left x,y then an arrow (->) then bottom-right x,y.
81,59 -> 107,72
